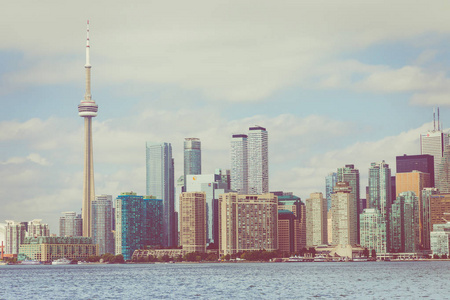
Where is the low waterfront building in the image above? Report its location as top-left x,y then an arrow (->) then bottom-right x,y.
430,222 -> 450,256
18,236 -> 98,262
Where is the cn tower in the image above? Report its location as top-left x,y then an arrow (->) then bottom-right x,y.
78,20 -> 98,237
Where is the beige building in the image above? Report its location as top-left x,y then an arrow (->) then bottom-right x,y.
180,192 -> 207,253
430,193 -> 450,230
306,192 -> 328,246
18,236 -> 98,262
218,193 -> 278,256
396,171 -> 431,248
331,182 -> 357,246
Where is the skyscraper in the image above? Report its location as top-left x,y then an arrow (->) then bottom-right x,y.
325,172 -> 337,211
305,192 -> 328,246
146,142 -> 176,247
180,192 -> 206,253
184,138 -> 201,190
420,109 -> 449,185
437,145 -> 450,193
367,161 -> 392,253
390,191 -> 420,253
92,195 -> 114,255
248,126 -> 269,194
78,21 -> 98,237
395,171 -> 431,249
59,212 -> 83,237
5,221 -> 26,255
337,164 -> 360,243
396,154 -> 434,187
230,134 -> 248,194
331,182 -> 357,246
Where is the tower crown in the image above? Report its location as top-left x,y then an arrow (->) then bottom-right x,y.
79,20 -> 97,118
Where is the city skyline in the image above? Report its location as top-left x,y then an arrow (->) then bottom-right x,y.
2,2 -> 450,231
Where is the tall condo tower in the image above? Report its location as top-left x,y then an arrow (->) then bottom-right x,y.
230,134 -> 248,194
78,21 -> 98,237
248,126 -> 269,194
184,138 -> 202,189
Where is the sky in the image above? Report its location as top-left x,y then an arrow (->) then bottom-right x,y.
1,0 -> 450,232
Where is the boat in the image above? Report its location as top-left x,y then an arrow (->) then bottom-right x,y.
287,256 -> 304,262
352,257 -> 368,262
52,258 -> 72,265
0,261 -> 7,266
77,261 -> 89,265
21,260 -> 41,265
313,255 -> 327,262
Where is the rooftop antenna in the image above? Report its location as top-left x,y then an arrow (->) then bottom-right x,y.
433,107 -> 436,131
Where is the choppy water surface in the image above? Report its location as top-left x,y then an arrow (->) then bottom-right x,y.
0,261 -> 448,299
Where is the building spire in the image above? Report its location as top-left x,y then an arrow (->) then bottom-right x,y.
84,20 -> 92,101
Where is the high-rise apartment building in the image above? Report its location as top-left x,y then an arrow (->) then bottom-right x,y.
325,172 -> 337,211
422,188 -> 439,250
26,219 -> 50,238
390,192 -> 420,253
5,221 -> 26,255
331,182 -> 357,246
180,192 -> 206,253
185,172 -> 231,245
367,161 -> 392,253
230,134 -> 248,194
395,171 -> 431,249
360,208 -> 385,254
218,193 -> 278,256
146,142 -> 176,247
248,126 -> 269,194
305,192 -> 328,246
115,192 -> 163,260
278,210 -> 296,254
59,212 -> 83,237
184,138 -> 201,190
337,165 -> 360,243
92,195 -> 114,255
78,21 -> 98,237
396,154 -> 434,187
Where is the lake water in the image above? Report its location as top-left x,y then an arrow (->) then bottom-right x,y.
0,261 -> 448,299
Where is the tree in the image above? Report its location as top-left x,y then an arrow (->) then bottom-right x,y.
371,249 -> 377,258
363,248 -> 370,257
113,254 -> 125,263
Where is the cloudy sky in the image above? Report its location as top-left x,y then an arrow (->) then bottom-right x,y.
1,1 -> 450,232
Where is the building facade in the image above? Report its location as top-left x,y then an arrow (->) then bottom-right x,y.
115,192 -> 163,260
306,192 -> 328,246
92,195 -> 114,255
360,208 -> 385,254
325,172 -> 337,212
18,236 -> 98,262
430,222 -> 450,256
184,138 -> 201,190
230,134 -> 248,195
26,219 -> 50,238
60,212 -> 83,237
247,126 -> 269,195
180,192 -> 206,253
331,182 -> 357,246
278,193 -> 306,252
395,171 -> 431,249
146,142 -> 176,247
437,145 -> 450,193
420,129 -> 449,185
278,210 -> 296,254
396,154 -> 434,187
218,193 -> 278,256
5,221 -> 26,255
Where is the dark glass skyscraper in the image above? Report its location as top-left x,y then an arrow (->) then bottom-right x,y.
184,138 -> 201,190
396,154 -> 434,187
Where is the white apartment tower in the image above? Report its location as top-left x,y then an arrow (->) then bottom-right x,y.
248,126 -> 269,194
230,134 -> 248,194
